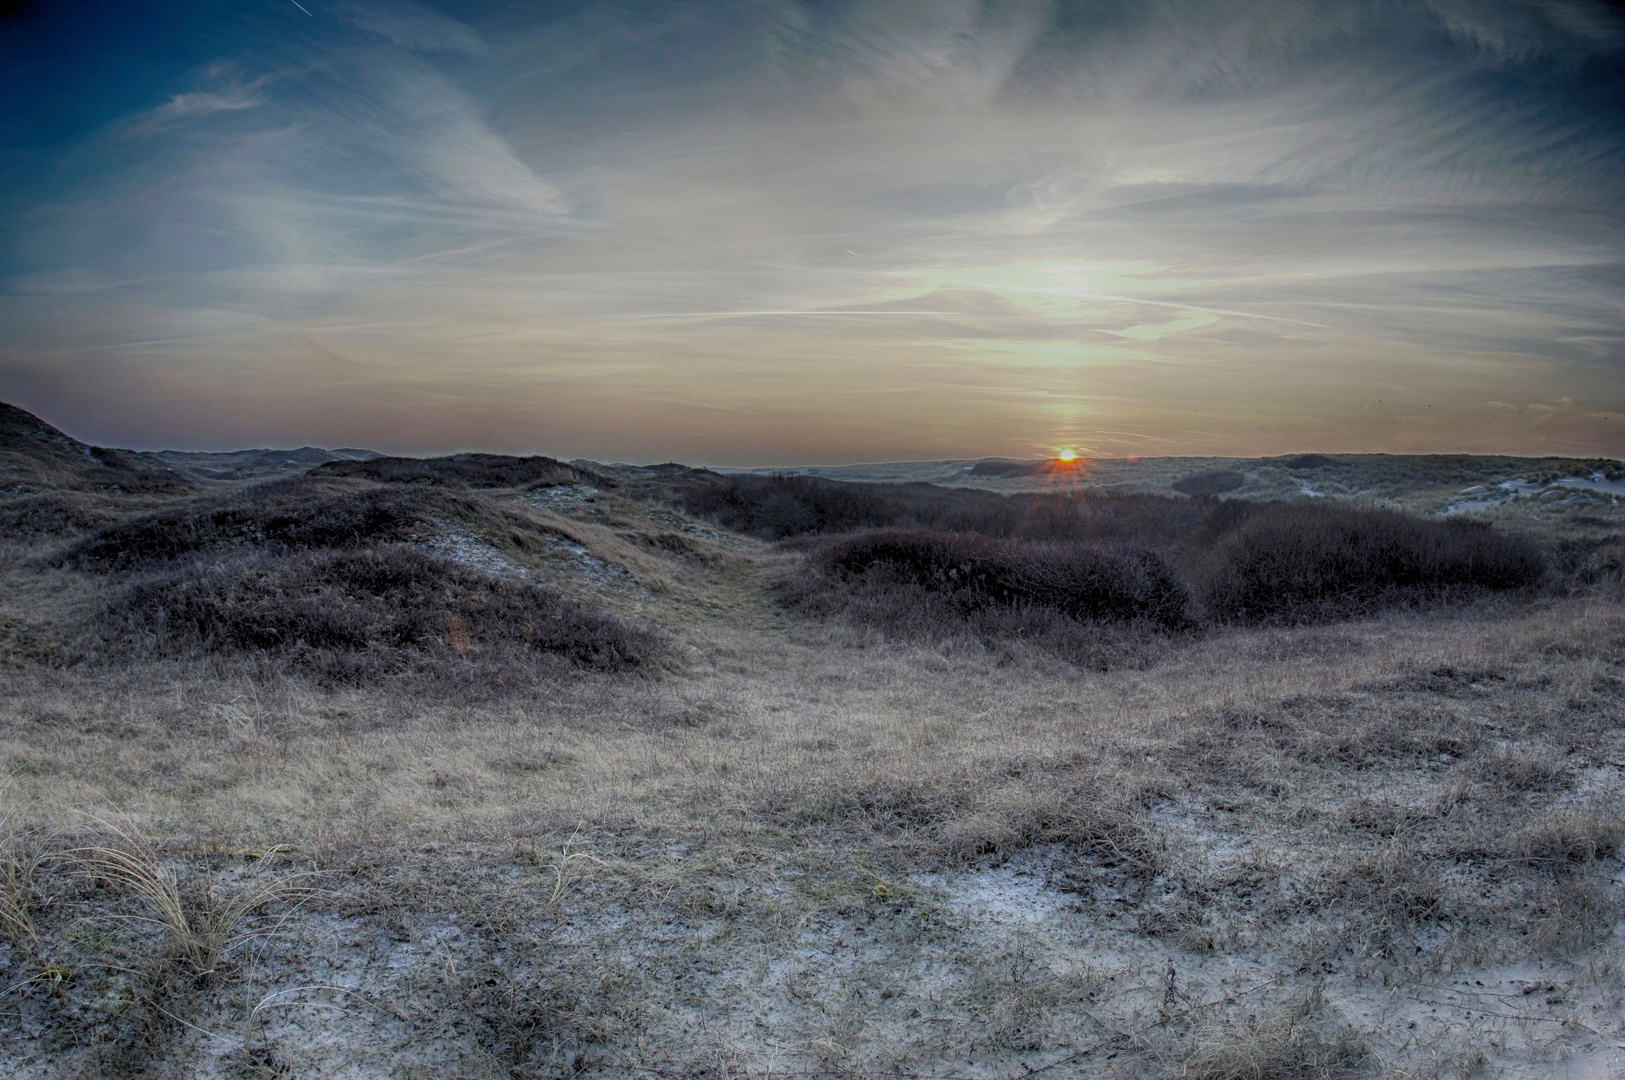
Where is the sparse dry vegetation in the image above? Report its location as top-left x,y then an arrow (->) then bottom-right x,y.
1,411 -> 1623,1077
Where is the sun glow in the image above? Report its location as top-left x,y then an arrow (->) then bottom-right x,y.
1057,448 -> 1076,461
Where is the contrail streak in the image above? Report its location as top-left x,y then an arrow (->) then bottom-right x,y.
288,0 -> 313,15
981,285 -> 1331,329
602,310 -> 963,319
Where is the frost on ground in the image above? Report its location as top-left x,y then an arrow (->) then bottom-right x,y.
519,484 -> 604,513
418,527 -> 536,582
1448,475 -> 1625,515
418,518 -> 644,596
545,535 -> 641,590
5,830 -> 1619,1080
4,476 -> 1625,1078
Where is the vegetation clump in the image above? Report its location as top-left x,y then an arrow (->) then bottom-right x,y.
1196,501 -> 1544,624
1281,454 -> 1343,470
784,497 -> 1544,644
47,471 -> 663,684
313,452 -> 603,489
50,479 -> 561,571
1172,469 -> 1248,496
666,470 -> 1210,544
91,545 -> 663,681
814,529 -> 1194,628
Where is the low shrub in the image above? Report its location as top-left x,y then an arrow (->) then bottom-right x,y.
312,453 -> 603,489
655,470 -> 1211,545
815,529 -> 1195,628
1548,535 -> 1625,591
1197,502 -> 1544,624
679,473 -> 897,538
54,481 -> 510,570
1172,469 -> 1247,496
88,545 -> 664,681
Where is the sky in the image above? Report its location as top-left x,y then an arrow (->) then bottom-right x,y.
1,0 -> 1623,464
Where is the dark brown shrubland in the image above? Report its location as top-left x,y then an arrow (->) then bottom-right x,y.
32,476 -> 668,692
311,452 -> 604,489
660,468 -> 1213,543
85,545 -> 665,684
52,477 -> 487,570
1193,502 -> 1545,624
779,501 -> 1545,668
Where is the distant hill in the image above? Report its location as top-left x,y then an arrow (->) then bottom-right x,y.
0,401 -> 193,494
718,452 -> 1625,516
145,445 -> 382,485
0,400 -> 385,489
312,452 -> 594,489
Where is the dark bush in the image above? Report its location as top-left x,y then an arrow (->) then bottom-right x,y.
1198,502 -> 1544,623
53,481 -> 494,570
313,453 -> 603,489
1548,535 -> 1625,589
814,529 -> 1194,629
1173,470 -> 1247,496
663,470 -> 1209,546
965,459 -> 1045,477
678,473 -> 898,538
92,545 -> 664,681
777,561 -> 1172,670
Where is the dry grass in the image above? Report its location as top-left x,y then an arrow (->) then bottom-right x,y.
1176,992 -> 1370,1080
0,786 -> 41,946
69,817 -> 308,981
0,460 -> 1621,1077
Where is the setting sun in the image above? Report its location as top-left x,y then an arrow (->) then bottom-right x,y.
1057,449 -> 1076,461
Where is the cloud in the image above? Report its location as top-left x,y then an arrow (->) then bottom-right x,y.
125,66 -> 269,136
5,269 -> 117,295
339,0 -> 486,55
154,87 -> 264,120
0,0 -> 1622,459
874,181 -> 1013,217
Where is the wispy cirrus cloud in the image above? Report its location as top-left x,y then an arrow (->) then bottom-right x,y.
339,0 -> 487,55
0,0 -> 1621,460
124,64 -> 271,136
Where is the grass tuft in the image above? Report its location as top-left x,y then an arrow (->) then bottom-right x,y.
69,818 -> 308,981
1507,805 -> 1625,871
0,786 -> 41,946
1176,998 -> 1371,1080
